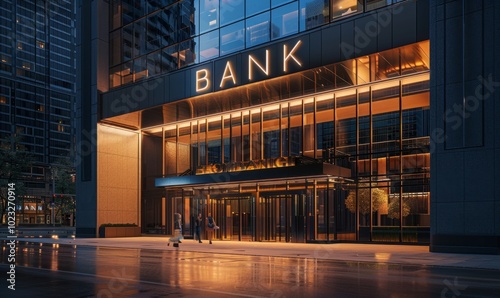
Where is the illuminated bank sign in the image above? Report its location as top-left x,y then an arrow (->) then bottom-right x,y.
196,156 -> 295,175
193,38 -> 308,95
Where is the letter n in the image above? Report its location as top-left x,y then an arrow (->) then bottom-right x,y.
248,50 -> 269,81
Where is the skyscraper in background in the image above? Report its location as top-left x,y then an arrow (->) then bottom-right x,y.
0,0 -> 76,225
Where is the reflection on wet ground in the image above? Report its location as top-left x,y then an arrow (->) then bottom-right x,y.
1,240 -> 500,297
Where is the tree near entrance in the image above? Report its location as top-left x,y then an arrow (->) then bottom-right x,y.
0,133 -> 32,225
50,158 -> 76,226
344,183 -> 387,215
387,196 -> 411,220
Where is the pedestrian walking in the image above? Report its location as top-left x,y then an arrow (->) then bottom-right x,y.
167,213 -> 183,247
195,213 -> 203,243
206,213 -> 218,244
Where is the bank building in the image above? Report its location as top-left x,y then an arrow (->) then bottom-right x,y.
77,0 -> 500,254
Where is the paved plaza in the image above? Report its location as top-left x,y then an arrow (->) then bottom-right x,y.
9,235 -> 500,271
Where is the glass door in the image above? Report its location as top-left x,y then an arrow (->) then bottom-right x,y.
259,192 -> 307,243
259,196 -> 278,241
210,195 -> 253,241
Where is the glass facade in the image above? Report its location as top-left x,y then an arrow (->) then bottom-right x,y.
109,0 -> 409,88
141,41 -> 430,243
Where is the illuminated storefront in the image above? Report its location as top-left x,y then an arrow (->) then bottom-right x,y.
79,0 -> 435,244
148,41 -> 430,243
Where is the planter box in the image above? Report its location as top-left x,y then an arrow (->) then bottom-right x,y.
99,226 -> 141,238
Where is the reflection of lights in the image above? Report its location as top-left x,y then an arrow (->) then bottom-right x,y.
375,253 -> 391,261
52,235 -> 59,239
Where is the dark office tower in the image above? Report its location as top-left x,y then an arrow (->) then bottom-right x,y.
429,0 -> 500,254
0,0 -> 76,225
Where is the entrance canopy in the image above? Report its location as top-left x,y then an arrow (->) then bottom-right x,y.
155,162 -> 351,188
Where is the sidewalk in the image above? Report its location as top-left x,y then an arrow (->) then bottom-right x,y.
6,236 -> 500,271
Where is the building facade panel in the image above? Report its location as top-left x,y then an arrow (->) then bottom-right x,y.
430,0 -> 500,253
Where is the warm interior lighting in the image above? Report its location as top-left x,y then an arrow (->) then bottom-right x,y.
262,104 -> 279,112
316,93 -> 334,102
370,79 -> 400,91
401,73 -> 430,85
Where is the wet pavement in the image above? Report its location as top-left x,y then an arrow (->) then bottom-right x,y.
1,237 -> 500,297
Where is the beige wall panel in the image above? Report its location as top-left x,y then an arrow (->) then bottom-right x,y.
97,125 -> 140,229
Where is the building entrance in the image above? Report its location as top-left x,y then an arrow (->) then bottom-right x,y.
210,194 -> 254,241
258,192 -> 307,243
208,191 -> 307,243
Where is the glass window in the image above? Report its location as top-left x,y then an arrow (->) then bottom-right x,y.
200,0 -> 219,33
121,0 -> 137,25
373,112 -> 400,143
147,0 -> 177,13
331,0 -> 362,19
111,0 -> 121,30
122,24 -> 133,62
109,65 -> 122,88
179,1 -> 196,40
161,5 -> 178,47
133,19 -> 146,57
146,12 -> 163,52
122,60 -> 134,85
179,39 -> 198,68
271,2 -> 298,40
220,21 -> 245,56
110,30 -> 121,66
317,121 -> 334,150
163,45 -> 179,71
199,30 -> 219,62
246,0 -> 270,17
272,0 -> 294,8
366,0 -> 392,11
335,61 -> 357,88
133,56 -> 147,81
299,0 -> 329,31
246,12 -> 270,48
147,50 -> 163,76
220,0 -> 244,26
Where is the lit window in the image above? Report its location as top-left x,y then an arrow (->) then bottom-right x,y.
58,120 -> 65,132
331,0 -> 362,19
0,54 -> 9,63
21,62 -> 31,70
37,41 -> 45,49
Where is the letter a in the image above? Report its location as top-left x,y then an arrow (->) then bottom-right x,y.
220,61 -> 236,88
